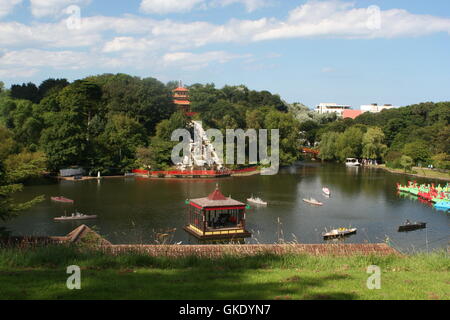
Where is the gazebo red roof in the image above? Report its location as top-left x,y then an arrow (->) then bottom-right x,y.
208,187 -> 228,201
189,185 -> 245,209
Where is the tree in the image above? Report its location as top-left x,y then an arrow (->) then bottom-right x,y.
336,127 -> 364,161
400,155 -> 413,173
99,114 -> 147,170
0,126 -> 16,160
155,111 -> 189,140
40,111 -> 87,170
38,78 -> 69,98
299,120 -> 320,146
4,152 -> 46,183
362,127 -> 388,160
58,80 -> 103,142
145,137 -> 176,170
402,141 -> 431,166
431,153 -> 450,170
319,132 -> 341,160
0,159 -> 44,222
10,83 -> 40,103
264,111 -> 301,165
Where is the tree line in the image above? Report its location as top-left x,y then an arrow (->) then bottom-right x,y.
317,102 -> 450,171
0,75 -> 303,175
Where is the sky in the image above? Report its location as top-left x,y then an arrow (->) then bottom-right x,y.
0,0 -> 450,108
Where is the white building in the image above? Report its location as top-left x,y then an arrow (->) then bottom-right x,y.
315,103 -> 352,116
360,104 -> 397,113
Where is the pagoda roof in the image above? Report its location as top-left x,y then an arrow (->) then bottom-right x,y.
190,186 -> 245,208
173,87 -> 189,92
174,100 -> 190,105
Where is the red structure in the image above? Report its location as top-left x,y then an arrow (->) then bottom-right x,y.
184,185 -> 251,240
343,110 -> 363,120
173,86 -> 191,113
302,148 -> 320,156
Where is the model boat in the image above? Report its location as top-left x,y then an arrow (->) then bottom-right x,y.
51,196 -> 74,204
345,158 -> 361,167
303,198 -> 323,206
322,187 -> 331,196
398,221 -> 427,232
323,228 -> 357,240
54,212 -> 97,221
247,195 -> 268,206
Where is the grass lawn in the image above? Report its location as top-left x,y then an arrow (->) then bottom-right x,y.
376,165 -> 450,181
0,246 -> 448,300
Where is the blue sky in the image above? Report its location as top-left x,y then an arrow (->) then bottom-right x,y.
1,0 -> 450,108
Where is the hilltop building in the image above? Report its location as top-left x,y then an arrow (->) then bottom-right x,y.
315,103 -> 352,117
360,104 -> 397,113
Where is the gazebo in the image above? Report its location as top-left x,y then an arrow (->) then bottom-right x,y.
184,186 -> 251,240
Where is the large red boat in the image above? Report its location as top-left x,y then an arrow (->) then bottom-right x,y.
51,196 -> 74,204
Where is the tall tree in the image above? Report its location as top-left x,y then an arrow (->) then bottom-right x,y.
10,83 -> 40,103
362,127 -> 388,160
0,156 -> 44,222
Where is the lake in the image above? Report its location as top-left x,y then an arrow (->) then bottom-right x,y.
4,162 -> 449,252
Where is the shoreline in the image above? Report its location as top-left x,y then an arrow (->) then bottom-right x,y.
367,165 -> 450,182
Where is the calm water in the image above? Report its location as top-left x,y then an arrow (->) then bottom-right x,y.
4,162 -> 449,252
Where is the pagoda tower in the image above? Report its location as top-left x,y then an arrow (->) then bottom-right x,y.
172,81 -> 190,113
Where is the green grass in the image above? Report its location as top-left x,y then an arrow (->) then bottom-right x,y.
0,246 -> 448,300
377,165 -> 450,181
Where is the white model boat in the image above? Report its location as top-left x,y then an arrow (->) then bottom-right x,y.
322,187 -> 331,196
247,195 -> 268,206
345,158 -> 361,167
54,212 -> 97,221
323,228 -> 357,240
303,198 -> 324,206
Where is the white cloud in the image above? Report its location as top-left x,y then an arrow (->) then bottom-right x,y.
2,0 -> 450,79
162,51 -> 251,70
213,0 -> 270,13
0,48 -> 119,70
0,67 -> 39,79
0,0 -> 22,18
30,0 -> 91,18
140,0 -> 205,15
253,1 -> 450,41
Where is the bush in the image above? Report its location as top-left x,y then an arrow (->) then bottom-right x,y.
432,153 -> 450,170
385,150 -> 403,169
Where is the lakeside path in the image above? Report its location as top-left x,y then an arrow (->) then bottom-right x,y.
369,165 -> 450,182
